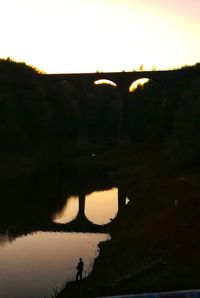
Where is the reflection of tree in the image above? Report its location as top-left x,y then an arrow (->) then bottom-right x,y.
0,233 -> 14,247
0,162 -> 116,238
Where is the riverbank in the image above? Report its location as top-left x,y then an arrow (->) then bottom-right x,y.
1,142 -> 199,297
56,145 -> 200,297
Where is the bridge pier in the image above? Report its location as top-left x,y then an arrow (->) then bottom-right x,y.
161,88 -> 168,106
77,192 -> 86,220
77,86 -> 92,149
117,86 -> 131,146
118,189 -> 127,215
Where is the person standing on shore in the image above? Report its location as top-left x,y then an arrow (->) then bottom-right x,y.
76,257 -> 84,281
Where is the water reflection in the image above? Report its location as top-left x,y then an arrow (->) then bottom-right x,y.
0,233 -> 13,247
0,162 -> 129,298
53,188 -> 120,225
85,188 -> 118,225
54,196 -> 79,224
0,231 -> 110,298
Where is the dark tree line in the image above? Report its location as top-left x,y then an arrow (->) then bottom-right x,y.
0,58 -> 199,167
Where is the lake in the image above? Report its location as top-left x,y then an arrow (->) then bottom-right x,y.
0,164 -> 128,297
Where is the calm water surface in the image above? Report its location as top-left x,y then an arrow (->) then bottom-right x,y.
0,187 -> 123,298
0,231 -> 109,298
53,188 -> 119,225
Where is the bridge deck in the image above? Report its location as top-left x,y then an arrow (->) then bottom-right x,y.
43,68 -> 199,90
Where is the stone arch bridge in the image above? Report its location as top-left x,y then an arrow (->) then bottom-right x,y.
44,68 -> 198,93
42,68 -> 199,142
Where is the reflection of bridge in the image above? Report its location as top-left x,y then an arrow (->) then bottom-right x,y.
44,68 -> 199,92
4,189 -> 127,239
45,189 -> 127,233
51,189 -> 127,233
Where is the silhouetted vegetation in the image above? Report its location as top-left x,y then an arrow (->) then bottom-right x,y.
0,58 -> 200,297
1,58 -> 199,168
167,76 -> 200,166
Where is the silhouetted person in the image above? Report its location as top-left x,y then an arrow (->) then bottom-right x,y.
76,257 -> 84,281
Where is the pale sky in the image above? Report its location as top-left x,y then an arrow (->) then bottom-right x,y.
0,0 -> 199,73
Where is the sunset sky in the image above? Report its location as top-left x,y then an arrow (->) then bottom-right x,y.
0,0 -> 199,73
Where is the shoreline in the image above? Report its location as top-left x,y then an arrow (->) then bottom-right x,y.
55,147 -> 200,297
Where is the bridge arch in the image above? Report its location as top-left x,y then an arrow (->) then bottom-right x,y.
129,78 -> 150,92
126,76 -> 168,143
94,79 -> 117,87
45,69 -> 199,94
45,71 -> 188,142
85,81 -> 122,140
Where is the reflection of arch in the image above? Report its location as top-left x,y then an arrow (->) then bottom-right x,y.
85,188 -> 127,225
85,189 -> 119,225
53,188 -> 128,228
53,196 -> 79,224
